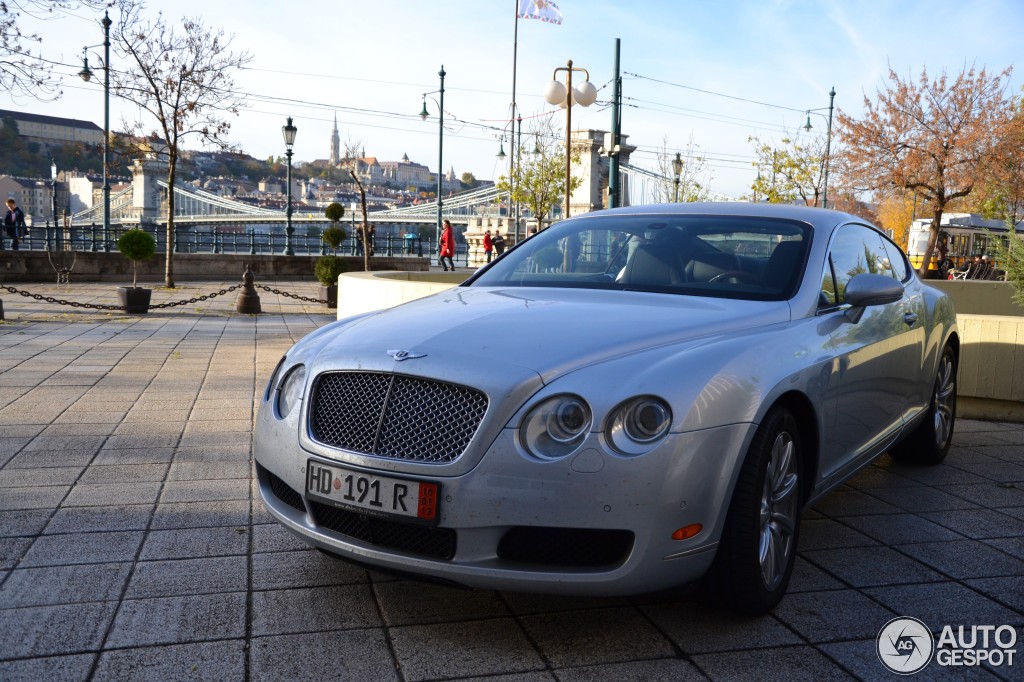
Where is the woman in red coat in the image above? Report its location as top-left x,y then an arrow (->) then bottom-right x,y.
483,229 -> 493,263
439,219 -> 455,271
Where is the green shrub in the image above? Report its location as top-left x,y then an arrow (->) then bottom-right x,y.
322,226 -> 347,252
315,255 -> 348,286
116,229 -> 156,288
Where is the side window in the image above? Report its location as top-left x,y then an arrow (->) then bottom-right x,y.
879,234 -> 910,282
826,225 -> 892,304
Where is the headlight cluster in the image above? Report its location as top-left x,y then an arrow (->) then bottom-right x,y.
520,395 -> 591,460
607,397 -> 673,455
275,365 -> 307,418
519,394 -> 673,459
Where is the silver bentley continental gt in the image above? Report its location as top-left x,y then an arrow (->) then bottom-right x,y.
254,203 -> 958,613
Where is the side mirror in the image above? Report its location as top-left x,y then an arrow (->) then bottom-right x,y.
844,273 -> 904,323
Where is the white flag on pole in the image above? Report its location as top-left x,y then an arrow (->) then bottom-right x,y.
517,0 -> 563,24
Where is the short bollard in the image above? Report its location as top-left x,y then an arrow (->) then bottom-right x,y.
0,298 -> 4,320
235,264 -> 262,314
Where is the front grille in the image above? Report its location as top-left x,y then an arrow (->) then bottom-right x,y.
309,500 -> 456,560
260,464 -> 306,513
310,372 -> 488,463
497,527 -> 634,568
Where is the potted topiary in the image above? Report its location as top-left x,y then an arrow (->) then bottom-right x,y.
318,208 -> 348,308
314,254 -> 347,308
116,228 -> 157,314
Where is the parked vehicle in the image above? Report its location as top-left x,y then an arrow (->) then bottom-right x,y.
255,203 -> 959,613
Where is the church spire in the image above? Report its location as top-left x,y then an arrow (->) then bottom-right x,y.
329,112 -> 340,166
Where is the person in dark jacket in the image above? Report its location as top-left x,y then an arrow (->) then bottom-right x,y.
4,198 -> 27,250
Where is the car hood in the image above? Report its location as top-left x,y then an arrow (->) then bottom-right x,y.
313,286 -> 792,384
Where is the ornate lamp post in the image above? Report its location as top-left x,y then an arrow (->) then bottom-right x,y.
672,152 -> 683,203
802,87 -> 836,209
281,116 -> 297,255
543,60 -> 597,219
78,10 -> 112,251
50,160 -> 58,250
419,66 -> 446,248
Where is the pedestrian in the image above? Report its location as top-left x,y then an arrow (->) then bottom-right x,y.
492,229 -> 506,256
439,219 -> 455,271
368,224 -> 376,257
483,229 -> 493,263
4,198 -> 26,251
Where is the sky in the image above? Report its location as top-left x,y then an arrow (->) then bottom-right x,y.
3,0 -> 1022,199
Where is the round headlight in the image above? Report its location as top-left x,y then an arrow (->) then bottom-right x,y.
276,365 -> 306,418
520,395 -> 592,460
607,397 -> 672,455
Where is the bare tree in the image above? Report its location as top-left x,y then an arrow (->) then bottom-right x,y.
837,65 -> 1012,276
656,135 -> 712,203
110,0 -> 251,287
1,0 -> 113,100
343,163 -> 371,272
747,130 -> 828,206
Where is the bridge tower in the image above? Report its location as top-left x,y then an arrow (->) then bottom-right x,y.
569,129 -> 636,214
131,156 -> 168,223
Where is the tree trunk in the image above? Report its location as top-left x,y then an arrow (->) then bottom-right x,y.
919,203 -> 945,278
165,156 -> 177,288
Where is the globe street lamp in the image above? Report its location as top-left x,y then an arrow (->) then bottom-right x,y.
420,66 -> 445,248
802,87 -> 836,209
281,116 -> 297,255
672,152 -> 683,203
544,60 -> 597,219
77,10 -> 112,251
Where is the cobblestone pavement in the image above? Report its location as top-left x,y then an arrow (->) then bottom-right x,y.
1,282 -> 1023,681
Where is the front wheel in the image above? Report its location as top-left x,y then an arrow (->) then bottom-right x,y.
890,344 -> 957,465
710,407 -> 801,614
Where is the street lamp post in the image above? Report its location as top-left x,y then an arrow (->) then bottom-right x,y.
671,152 -> 683,203
419,66 -> 446,248
802,87 -> 836,209
544,60 -> 597,220
281,117 -> 297,255
78,10 -> 112,251
50,160 -> 58,250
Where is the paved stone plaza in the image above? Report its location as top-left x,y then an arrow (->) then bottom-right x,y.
1,281 -> 1023,681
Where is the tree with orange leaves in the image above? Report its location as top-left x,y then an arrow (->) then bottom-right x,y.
973,96 -> 1024,223
837,65 -> 1012,276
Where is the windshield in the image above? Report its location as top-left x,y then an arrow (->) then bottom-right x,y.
470,214 -> 811,301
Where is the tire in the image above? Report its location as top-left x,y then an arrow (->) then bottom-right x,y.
890,344 -> 957,465
710,407 -> 802,615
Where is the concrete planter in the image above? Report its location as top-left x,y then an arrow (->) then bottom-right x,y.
117,286 -> 151,314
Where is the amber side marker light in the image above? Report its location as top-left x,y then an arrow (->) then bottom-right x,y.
671,524 -> 702,541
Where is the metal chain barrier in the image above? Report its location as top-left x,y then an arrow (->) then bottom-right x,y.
1,283 -> 241,311
254,283 -> 327,304
1,280 -> 326,311
1,285 -> 126,311
148,285 -> 241,309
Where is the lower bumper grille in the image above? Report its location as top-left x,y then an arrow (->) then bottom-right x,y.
309,500 -> 457,560
261,464 -> 306,513
497,527 -> 634,568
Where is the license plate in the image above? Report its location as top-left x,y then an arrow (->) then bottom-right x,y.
305,460 -> 439,524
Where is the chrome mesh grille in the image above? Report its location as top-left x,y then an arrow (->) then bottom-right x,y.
310,372 -> 488,463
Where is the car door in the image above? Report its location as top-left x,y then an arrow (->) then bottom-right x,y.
817,224 -> 921,478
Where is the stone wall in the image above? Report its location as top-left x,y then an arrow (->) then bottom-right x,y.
0,251 -> 427,283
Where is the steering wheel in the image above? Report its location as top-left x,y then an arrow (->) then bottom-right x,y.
708,270 -> 762,285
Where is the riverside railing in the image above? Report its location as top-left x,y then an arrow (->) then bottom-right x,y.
3,222 -> 471,267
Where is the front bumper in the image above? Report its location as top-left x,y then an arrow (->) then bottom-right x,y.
254,421 -> 754,596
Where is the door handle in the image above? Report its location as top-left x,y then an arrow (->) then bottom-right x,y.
903,312 -> 919,326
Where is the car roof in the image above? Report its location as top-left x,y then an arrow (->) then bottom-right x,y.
572,202 -> 860,231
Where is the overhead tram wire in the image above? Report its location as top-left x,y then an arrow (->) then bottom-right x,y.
623,72 -> 808,114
